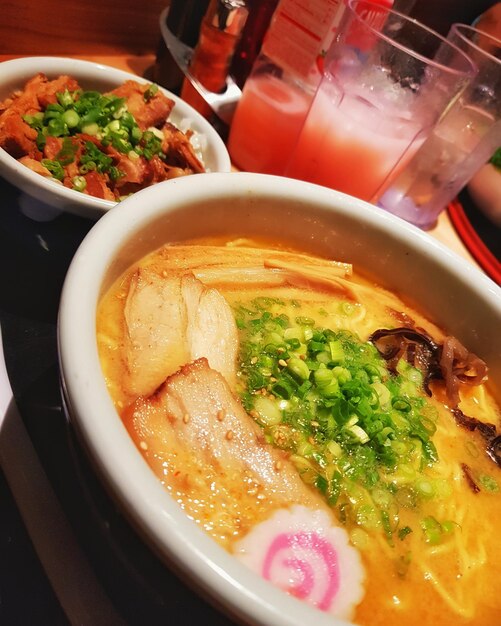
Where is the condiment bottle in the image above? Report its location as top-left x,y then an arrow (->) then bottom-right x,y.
229,0 -> 279,89
153,0 -> 210,94
227,0 -> 394,175
180,0 -> 249,120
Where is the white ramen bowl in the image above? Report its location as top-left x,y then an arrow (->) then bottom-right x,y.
58,173 -> 501,626
0,57 -> 231,220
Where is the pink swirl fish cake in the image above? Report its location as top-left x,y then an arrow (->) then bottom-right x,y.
233,505 -> 365,619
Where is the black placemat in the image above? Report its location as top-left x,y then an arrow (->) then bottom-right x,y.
0,179 -> 236,626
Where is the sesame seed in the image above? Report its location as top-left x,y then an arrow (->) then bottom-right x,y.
225,430 -> 234,441
183,414 -> 190,424
139,441 -> 148,450
275,460 -> 282,471
217,409 -> 225,421
251,356 -> 258,364
278,359 -> 287,367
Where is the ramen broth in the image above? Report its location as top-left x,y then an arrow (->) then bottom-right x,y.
96,240 -> 501,626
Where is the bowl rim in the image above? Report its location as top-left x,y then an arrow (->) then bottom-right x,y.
0,56 -> 231,220
58,172 -> 501,626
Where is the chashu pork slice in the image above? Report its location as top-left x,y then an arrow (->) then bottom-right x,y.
181,273 -> 238,390
123,269 -> 238,397
123,358 -> 332,548
123,268 -> 189,397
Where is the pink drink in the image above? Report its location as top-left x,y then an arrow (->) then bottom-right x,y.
227,73 -> 312,175
285,79 -> 424,202
283,1 -> 475,203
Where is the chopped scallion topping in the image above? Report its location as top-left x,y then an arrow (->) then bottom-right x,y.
235,297 -> 447,546
143,83 -> 159,101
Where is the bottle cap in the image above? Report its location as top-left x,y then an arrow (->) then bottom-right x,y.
207,0 -> 248,36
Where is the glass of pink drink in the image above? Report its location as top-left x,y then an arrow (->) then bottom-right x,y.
285,0 -> 476,203
228,68 -> 311,175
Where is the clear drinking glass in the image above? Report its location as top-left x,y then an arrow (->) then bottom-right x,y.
284,0 -> 476,203
377,24 -> 501,228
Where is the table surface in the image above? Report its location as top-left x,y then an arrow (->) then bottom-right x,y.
0,53 -> 492,626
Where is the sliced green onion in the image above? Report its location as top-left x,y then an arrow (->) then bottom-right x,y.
340,302 -> 355,316
72,175 -> 87,192
392,397 -> 411,412
441,520 -> 457,534
479,474 -> 499,493
464,440 -> 479,458
347,424 -> 370,444
287,357 -> 310,381
326,440 -> 342,458
396,487 -> 417,508
332,366 -> 351,384
296,316 -> 315,326
79,162 -> 95,174
112,104 -> 127,119
47,117 -> 67,136
350,528 -> 370,549
146,126 -> 164,140
272,378 -> 296,399
415,477 -> 435,499
41,158 -> 65,181
62,109 -> 79,128
106,119 -> 121,133
420,516 -> 442,545
253,395 -> 282,427
143,83 -> 159,101
356,504 -> 380,529
329,340 -> 345,362
81,122 -> 99,136
57,89 -> 74,107
314,366 -> 333,387
398,526 -> 413,540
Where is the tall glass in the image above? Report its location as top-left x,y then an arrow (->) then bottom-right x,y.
284,0 -> 476,203
377,25 -> 501,228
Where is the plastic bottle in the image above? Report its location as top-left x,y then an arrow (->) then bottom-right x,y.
153,0 -> 210,94
180,0 -> 249,120
227,0 -> 394,174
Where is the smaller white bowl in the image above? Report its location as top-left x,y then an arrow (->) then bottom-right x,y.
0,57 -> 231,220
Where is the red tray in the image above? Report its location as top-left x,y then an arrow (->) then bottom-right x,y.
448,198 -> 501,286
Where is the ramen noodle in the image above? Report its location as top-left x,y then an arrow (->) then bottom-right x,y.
97,240 -> 501,625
